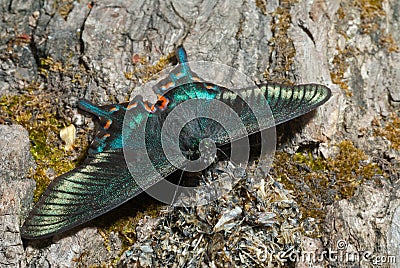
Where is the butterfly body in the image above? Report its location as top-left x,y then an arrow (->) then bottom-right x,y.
21,46 -> 331,239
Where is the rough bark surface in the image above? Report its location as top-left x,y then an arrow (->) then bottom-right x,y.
0,125 -> 35,267
0,0 -> 399,267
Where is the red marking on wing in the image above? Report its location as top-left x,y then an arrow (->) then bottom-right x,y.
156,95 -> 170,110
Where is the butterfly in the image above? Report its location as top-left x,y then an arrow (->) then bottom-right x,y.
20,46 -> 331,239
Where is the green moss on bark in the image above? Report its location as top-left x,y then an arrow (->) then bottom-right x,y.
271,140 -> 381,237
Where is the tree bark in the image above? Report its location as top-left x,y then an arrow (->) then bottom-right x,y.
0,0 -> 399,267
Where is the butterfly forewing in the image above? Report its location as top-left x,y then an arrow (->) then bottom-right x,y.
260,83 -> 332,125
20,150 -> 137,239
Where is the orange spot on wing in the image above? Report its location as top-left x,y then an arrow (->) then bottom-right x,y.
104,119 -> 112,129
193,77 -> 201,82
127,102 -> 138,110
144,101 -> 156,113
109,107 -> 118,112
206,85 -> 214,89
161,81 -> 175,91
156,94 -> 170,110
102,133 -> 111,139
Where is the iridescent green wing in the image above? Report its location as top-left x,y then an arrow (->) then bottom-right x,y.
259,83 -> 331,125
20,150 -> 134,239
20,101 -> 136,239
185,82 -> 332,145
